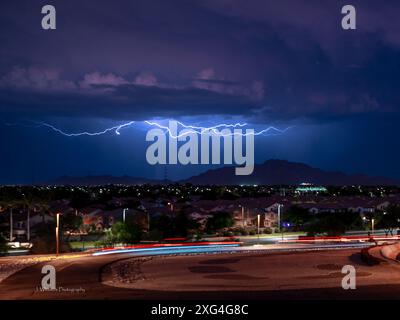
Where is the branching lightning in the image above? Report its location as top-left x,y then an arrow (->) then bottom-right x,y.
4,120 -> 291,138
145,120 -> 290,138
37,121 -> 136,136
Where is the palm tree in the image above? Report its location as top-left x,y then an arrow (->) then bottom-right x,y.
21,193 -> 44,241
0,199 -> 19,242
21,193 -> 37,242
36,200 -> 51,227
0,203 -> 7,240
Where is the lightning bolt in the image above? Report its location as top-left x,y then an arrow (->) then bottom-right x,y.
6,121 -> 136,136
4,120 -> 291,138
145,120 -> 291,138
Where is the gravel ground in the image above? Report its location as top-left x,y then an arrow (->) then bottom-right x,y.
0,253 -> 87,283
104,257 -> 153,284
0,258 -> 41,283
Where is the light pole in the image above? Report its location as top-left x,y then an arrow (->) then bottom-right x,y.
363,216 -> 375,235
123,208 -> 128,222
9,207 -> 13,242
56,213 -> 61,255
371,218 -> 375,235
27,207 -> 30,242
239,205 -> 245,228
278,204 -> 284,241
257,214 -> 260,241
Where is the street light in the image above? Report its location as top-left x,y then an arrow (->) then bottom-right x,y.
371,218 -> 375,235
257,214 -> 260,241
363,216 -> 375,235
56,213 -> 61,256
123,208 -> 128,222
239,205 -> 245,228
277,204 -> 284,241
9,207 -> 13,242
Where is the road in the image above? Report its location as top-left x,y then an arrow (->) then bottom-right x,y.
0,244 -> 400,300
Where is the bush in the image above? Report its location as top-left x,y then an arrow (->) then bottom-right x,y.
94,241 -> 106,248
150,213 -> 199,238
206,212 -> 234,232
303,211 -> 362,236
143,229 -> 163,241
194,230 -> 204,241
107,221 -> 143,245
0,234 -> 8,255
30,221 -> 72,254
263,227 -> 273,234
31,237 -> 71,254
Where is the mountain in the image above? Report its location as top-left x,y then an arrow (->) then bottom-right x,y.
45,160 -> 399,186
46,175 -> 167,186
182,159 -> 399,186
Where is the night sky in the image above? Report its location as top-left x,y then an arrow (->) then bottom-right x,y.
0,0 -> 399,184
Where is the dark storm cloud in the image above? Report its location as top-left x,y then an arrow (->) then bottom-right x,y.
0,0 -> 399,122
0,83 -> 256,120
0,66 -> 259,120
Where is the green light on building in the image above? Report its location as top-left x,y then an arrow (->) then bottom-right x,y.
296,186 -> 327,193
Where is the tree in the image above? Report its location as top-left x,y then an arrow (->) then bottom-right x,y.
206,212 -> 234,232
285,206 -> 312,230
20,192 -> 38,242
304,211 -> 362,236
173,212 -> 199,237
149,212 -> 199,239
150,214 -> 174,238
377,205 -> 400,236
304,214 -> 346,236
69,191 -> 91,212
61,213 -> 83,233
0,233 -> 8,255
0,199 -> 19,242
108,221 -> 142,244
30,219 -> 71,254
30,221 -> 55,254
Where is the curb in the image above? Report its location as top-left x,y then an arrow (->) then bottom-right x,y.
360,246 -> 386,266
